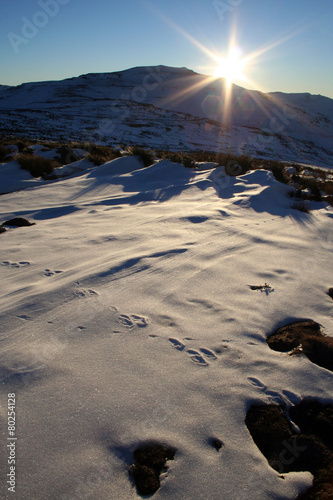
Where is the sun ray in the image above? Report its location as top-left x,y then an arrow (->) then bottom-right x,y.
157,74 -> 215,109
140,0 -> 306,136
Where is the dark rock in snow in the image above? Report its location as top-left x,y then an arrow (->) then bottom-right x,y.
3,217 -> 35,227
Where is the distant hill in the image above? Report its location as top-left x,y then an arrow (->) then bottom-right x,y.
1,65 -> 332,168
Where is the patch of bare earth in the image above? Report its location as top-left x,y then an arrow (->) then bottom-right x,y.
267,320 -> 333,372
246,400 -> 333,499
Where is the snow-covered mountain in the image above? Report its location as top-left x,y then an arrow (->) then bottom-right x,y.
1,65 -> 333,168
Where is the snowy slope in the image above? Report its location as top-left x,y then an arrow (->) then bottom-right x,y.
0,157 -> 332,499
0,66 -> 332,168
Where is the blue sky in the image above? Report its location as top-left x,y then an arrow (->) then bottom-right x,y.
1,0 -> 333,98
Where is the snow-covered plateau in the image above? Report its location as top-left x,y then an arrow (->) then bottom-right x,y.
1,150 -> 333,499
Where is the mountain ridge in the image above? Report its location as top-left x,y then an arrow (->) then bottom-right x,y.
0,65 -> 332,168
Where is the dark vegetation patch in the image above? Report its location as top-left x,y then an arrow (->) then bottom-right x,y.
84,144 -> 121,165
328,288 -> 333,300
155,150 -> 252,172
3,217 -> 35,227
290,201 -> 311,213
267,320 -> 333,372
0,225 -> 7,233
293,174 -> 322,202
246,400 -> 333,499
323,181 -> 333,196
2,138 -> 332,206
0,144 -> 11,162
16,153 -> 56,178
288,189 -> 311,201
55,145 -> 82,165
126,146 -> 155,168
269,161 -> 291,184
129,441 -> 176,496
157,150 -> 195,168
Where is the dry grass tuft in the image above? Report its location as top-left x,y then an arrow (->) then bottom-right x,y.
125,146 -> 154,168
16,153 -> 57,178
86,144 -> 121,165
291,201 -> 311,213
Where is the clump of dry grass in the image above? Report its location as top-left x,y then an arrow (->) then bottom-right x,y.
155,150 -> 252,172
86,144 -> 121,165
16,153 -> 57,178
125,146 -> 154,167
55,145 -> 82,165
291,201 -> 311,213
157,150 -> 195,168
268,161 -> 291,184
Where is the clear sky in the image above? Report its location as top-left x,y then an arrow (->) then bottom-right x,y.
1,0 -> 333,98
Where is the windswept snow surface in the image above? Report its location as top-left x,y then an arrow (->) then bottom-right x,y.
1,157 -> 333,499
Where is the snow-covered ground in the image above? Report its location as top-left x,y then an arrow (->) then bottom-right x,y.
0,156 -> 332,499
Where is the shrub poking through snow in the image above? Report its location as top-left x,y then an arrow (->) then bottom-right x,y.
126,146 -> 154,167
246,400 -> 333,499
287,189 -> 310,200
56,145 -> 82,165
270,162 -> 291,184
328,288 -> 333,300
129,442 -> 176,496
86,144 -> 121,166
16,139 -> 31,153
291,201 -> 311,213
16,153 -> 56,178
157,151 -> 195,168
267,320 -> 333,372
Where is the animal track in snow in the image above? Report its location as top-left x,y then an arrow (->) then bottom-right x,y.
199,348 -> 218,360
169,338 -> 185,351
117,314 -> 149,329
247,377 -> 299,406
17,315 -> 33,321
169,338 -> 219,367
74,288 -> 99,298
2,261 -> 30,268
43,269 -> 63,277
130,314 -> 149,328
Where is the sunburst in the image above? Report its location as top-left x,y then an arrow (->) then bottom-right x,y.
213,47 -> 248,88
